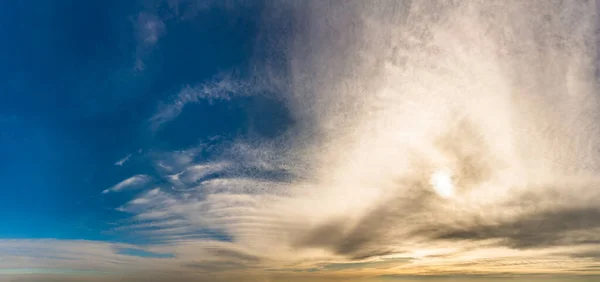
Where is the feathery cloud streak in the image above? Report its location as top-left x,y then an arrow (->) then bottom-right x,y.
102,174 -> 151,194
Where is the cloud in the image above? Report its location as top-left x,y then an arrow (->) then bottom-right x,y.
110,1 -> 600,277
135,12 -> 166,46
114,153 -> 132,166
132,0 -> 257,71
167,162 -> 231,187
432,207 -> 600,249
0,240 -> 135,272
1,239 -> 599,281
102,175 -> 151,194
12,1 -> 600,280
132,12 -> 166,71
149,74 -> 267,130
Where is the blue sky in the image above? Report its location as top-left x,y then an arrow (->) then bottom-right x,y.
1,1 -> 600,281
0,0 -> 270,241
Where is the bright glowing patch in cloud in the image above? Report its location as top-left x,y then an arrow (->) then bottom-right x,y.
430,169 -> 454,198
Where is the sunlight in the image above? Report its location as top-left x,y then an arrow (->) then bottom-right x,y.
430,169 -> 455,198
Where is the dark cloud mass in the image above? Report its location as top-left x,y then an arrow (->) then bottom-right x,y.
433,207 -> 600,249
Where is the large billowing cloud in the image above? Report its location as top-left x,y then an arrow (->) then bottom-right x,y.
5,0 -> 600,281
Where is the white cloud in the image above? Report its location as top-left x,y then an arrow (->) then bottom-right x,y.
114,154 -> 132,166
168,162 -> 230,187
149,76 -> 255,130
121,0 -> 600,276
102,175 -> 152,194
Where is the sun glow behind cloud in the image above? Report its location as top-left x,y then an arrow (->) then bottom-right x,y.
4,0 -> 600,281
430,169 -> 454,198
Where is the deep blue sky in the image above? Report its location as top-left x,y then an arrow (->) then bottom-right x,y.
0,0 -> 283,242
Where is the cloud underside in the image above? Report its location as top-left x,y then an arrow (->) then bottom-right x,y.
12,0 -> 600,279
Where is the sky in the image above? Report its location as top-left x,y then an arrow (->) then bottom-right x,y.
1,0 -> 600,281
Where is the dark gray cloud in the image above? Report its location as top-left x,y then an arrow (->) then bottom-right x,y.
208,249 -> 261,264
432,207 -> 600,249
379,274 -> 600,282
293,191 -> 421,260
184,261 -> 251,272
561,250 -> 600,259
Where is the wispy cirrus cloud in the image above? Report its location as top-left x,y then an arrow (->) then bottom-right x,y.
102,175 -> 152,194
135,12 -> 166,46
114,153 -> 132,166
131,1 -> 258,72
149,75 -> 262,130
133,12 -> 166,71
